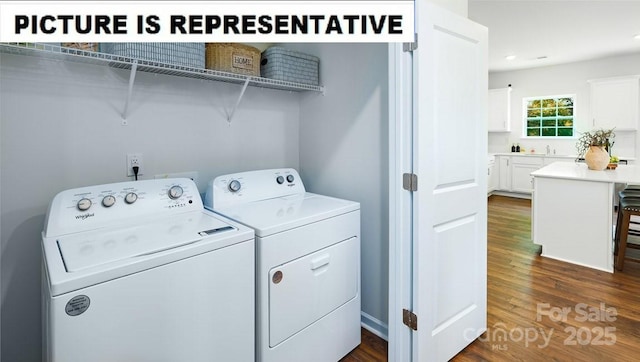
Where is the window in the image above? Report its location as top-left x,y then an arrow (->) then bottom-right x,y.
524,95 -> 575,137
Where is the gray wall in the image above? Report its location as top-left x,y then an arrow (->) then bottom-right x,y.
292,43 -> 390,334
0,53 -> 301,361
428,0 -> 468,17
489,53 -> 640,158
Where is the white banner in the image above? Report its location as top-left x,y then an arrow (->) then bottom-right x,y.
0,1 -> 415,42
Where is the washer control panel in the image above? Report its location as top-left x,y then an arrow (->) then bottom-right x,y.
205,168 -> 306,210
44,178 -> 202,237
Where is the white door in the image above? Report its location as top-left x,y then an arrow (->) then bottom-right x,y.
412,2 -> 488,361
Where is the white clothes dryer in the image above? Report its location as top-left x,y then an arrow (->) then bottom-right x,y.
204,168 -> 361,362
42,178 -> 255,362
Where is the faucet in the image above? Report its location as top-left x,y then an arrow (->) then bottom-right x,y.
546,145 -> 551,155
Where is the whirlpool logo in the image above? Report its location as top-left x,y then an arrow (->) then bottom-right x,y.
75,213 -> 95,220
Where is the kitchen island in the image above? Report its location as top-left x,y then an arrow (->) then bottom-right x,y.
531,162 -> 640,272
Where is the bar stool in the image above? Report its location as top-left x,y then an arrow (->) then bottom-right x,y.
615,189 -> 640,244
615,195 -> 640,271
617,188 -> 640,223
624,184 -> 640,191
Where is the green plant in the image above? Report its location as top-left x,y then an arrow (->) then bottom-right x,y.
576,128 -> 615,157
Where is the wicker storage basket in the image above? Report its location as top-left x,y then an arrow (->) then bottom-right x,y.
62,43 -> 98,52
205,43 -> 260,76
101,43 -> 205,68
260,47 -> 319,85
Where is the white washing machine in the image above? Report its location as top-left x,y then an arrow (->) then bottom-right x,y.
42,178 -> 255,362
204,168 -> 361,362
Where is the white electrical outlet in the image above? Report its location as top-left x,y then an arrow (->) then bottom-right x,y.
126,153 -> 143,177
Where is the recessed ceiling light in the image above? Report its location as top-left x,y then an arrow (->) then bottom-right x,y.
634,34 -> 640,40
505,55 -> 516,61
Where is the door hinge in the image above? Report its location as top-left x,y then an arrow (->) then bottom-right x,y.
402,173 -> 418,191
403,309 -> 418,330
403,33 -> 418,52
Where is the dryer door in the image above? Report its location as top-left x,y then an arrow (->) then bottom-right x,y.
268,237 -> 358,347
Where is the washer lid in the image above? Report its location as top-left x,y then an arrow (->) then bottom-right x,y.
214,193 -> 359,237
57,212 -> 237,272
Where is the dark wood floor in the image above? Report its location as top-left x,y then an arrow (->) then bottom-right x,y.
340,328 -> 388,361
343,195 -> 640,361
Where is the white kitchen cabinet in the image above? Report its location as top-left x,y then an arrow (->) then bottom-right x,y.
496,155 -> 544,194
588,76 -> 640,130
488,160 -> 498,193
488,87 -> 511,132
511,156 -> 543,193
498,156 -> 511,191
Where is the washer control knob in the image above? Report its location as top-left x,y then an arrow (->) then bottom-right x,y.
102,195 -> 116,207
276,176 -> 285,184
77,198 -> 92,211
228,180 -> 241,193
168,185 -> 184,200
286,175 -> 295,183
124,192 -> 138,204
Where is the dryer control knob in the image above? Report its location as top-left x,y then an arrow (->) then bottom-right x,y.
286,175 -> 295,183
276,176 -> 285,184
228,180 -> 241,192
77,198 -> 92,211
168,185 -> 184,199
272,271 -> 283,284
102,195 -> 116,207
124,192 -> 138,204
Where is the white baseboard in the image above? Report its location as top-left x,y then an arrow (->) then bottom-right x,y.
490,190 -> 532,199
361,311 -> 389,341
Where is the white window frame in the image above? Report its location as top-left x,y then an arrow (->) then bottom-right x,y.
522,94 -> 576,139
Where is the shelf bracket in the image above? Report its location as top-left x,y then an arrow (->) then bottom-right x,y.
227,77 -> 251,124
121,60 -> 138,124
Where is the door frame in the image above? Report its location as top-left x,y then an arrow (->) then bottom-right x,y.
387,42 -> 413,362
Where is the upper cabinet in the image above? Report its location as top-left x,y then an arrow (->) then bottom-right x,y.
488,87 -> 511,132
588,76 -> 640,131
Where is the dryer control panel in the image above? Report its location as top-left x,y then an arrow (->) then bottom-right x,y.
44,178 -> 202,237
204,168 -> 306,210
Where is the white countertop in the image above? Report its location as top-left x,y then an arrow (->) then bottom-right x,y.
493,152 -> 577,158
532,162 -> 640,184
493,152 -> 635,161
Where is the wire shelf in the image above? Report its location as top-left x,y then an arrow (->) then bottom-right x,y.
0,43 -> 324,93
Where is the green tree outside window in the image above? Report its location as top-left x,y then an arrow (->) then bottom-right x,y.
524,95 -> 575,138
